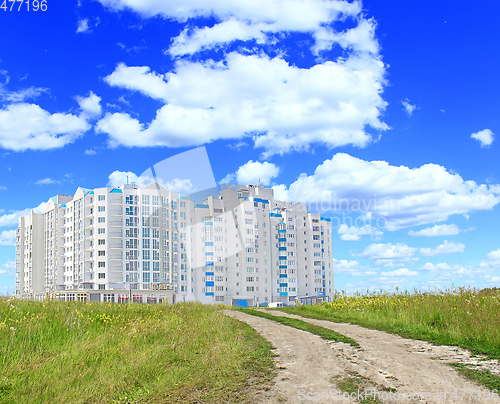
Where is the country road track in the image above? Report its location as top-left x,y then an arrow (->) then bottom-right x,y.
225,310 -> 500,404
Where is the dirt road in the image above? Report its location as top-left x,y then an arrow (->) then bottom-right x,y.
225,310 -> 500,403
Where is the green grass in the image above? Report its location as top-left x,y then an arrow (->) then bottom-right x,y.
237,308 -> 358,346
0,298 -> 275,404
281,287 -> 500,359
448,364 -> 500,394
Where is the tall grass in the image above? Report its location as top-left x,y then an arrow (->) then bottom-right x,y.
0,299 -> 274,403
282,287 -> 500,358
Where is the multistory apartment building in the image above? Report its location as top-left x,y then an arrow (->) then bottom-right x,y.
16,183 -> 333,305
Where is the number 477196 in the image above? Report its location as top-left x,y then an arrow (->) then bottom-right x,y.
1,0 -> 47,11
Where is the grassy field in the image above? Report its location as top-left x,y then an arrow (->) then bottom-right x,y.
237,308 -> 358,346
0,298 -> 275,404
281,287 -> 500,359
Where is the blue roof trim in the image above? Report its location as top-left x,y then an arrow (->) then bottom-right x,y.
180,195 -> 187,200
110,189 -> 123,193
60,204 -> 66,208
254,198 -> 269,204
195,204 -> 209,209
320,217 -> 331,222
50,196 -> 57,203
269,213 -> 282,218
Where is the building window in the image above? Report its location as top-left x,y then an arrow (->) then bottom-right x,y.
98,195 -> 105,201
142,195 -> 150,205
98,206 -> 105,212
98,262 -> 105,268
98,239 -> 105,245
98,251 -> 105,256
98,217 -> 105,223
98,273 -> 105,279
98,284 -> 105,290
98,228 -> 105,234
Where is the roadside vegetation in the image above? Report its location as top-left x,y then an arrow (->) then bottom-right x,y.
281,287 -> 500,358
0,298 -> 275,404
237,308 -> 358,346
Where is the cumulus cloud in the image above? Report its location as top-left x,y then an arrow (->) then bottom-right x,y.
408,223 -> 461,237
85,149 -> 97,155
98,53 -> 387,156
0,186 -> 6,191
480,249 -> 500,269
273,153 -> 500,230
221,160 -> 279,186
95,0 -> 388,156
0,230 -> 15,246
0,103 -> 90,151
76,18 -> 90,33
420,240 -> 465,257
402,98 -> 417,116
337,224 -> 383,241
0,260 -> 15,276
76,91 -> 102,119
358,243 -> 418,267
380,268 -> 418,277
471,129 -> 494,147
332,259 -> 378,276
419,262 -> 452,271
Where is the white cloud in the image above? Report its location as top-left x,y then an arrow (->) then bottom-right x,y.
104,64 -> 170,102
0,201 -> 48,228
332,259 -> 378,277
480,249 -> 500,269
419,262 -> 452,271
84,149 -> 97,155
408,223 -> 461,237
402,98 -> 417,116
274,153 -> 500,230
0,260 -> 15,276
491,276 -> 500,282
337,224 -> 383,241
0,230 -> 15,246
76,18 -> 90,33
222,160 -> 279,186
358,243 -> 418,267
76,91 -> 102,119
35,178 -> 60,186
98,53 -> 387,155
107,170 -> 194,194
0,186 -> 6,191
471,129 -> 494,147
0,103 -> 90,151
380,268 -> 418,277
420,240 -> 465,257
0,85 -> 49,103
96,0 -> 388,156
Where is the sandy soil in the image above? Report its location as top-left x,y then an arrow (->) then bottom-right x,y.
225,310 -> 500,403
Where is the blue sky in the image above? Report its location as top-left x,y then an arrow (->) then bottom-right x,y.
1,0 -> 500,295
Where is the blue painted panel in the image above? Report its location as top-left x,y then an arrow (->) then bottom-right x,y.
279,265 -> 287,269
278,247 -> 287,251
279,274 -> 288,278
254,198 -> 269,204
205,222 -> 213,226
195,204 -> 209,209
279,256 -> 287,260
278,229 -> 286,233
236,299 -> 248,307
205,292 -> 214,296
205,262 -> 214,266
205,281 -> 214,287
269,213 -> 282,218
278,238 -> 286,242
205,252 -> 214,256
320,217 -> 331,222
205,272 -> 214,276
205,242 -> 213,246
279,283 -> 288,287
280,292 -> 288,297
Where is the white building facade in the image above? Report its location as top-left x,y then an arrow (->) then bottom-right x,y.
16,183 -> 333,306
